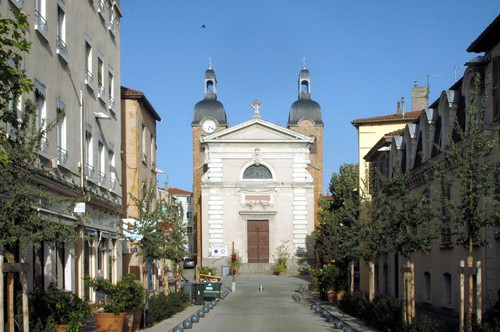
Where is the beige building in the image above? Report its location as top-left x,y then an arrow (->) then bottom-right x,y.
192,66 -> 323,272
363,15 -> 500,320
1,0 -> 124,300
169,187 -> 194,257
121,86 -> 161,286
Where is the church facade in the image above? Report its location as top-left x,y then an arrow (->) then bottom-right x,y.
192,66 -> 323,273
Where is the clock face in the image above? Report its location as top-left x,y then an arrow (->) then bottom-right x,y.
202,119 -> 216,133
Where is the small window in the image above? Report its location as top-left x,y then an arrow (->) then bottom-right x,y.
423,271 -> 431,302
186,212 -> 192,219
442,272 -> 452,308
243,164 -> 272,179
187,226 -> 193,235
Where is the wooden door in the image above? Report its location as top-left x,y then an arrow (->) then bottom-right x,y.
247,220 -> 269,263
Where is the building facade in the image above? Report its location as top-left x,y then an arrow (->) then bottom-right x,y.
1,0 -> 123,300
169,188 -> 194,257
363,15 -> 500,318
120,86 -> 161,285
192,66 -> 323,272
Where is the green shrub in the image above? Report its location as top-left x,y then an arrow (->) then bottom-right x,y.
199,266 -> 217,276
146,291 -> 189,327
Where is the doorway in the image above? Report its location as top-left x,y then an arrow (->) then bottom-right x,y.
247,220 -> 269,263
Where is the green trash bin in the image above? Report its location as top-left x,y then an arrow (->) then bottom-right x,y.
193,283 -> 205,305
203,282 -> 221,300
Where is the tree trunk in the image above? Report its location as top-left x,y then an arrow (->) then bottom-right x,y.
349,261 -> 354,293
21,269 -> 29,332
476,261 -> 482,325
368,261 -> 375,302
0,252 -> 4,332
7,272 -> 14,332
467,256 -> 474,332
459,260 -> 465,332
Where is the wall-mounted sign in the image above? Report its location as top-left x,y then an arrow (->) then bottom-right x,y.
74,202 -> 86,213
210,244 -> 228,257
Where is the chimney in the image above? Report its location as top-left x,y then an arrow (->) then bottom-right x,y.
412,81 -> 428,112
396,101 -> 401,114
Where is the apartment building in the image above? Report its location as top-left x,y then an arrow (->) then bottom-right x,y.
169,187 -> 194,257
1,0 -> 123,300
363,15 -> 500,320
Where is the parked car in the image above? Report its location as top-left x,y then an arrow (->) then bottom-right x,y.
183,257 -> 195,269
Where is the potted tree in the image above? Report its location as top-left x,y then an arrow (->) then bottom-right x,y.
272,241 -> 291,276
29,283 -> 93,332
319,264 -> 347,303
226,250 -> 242,275
86,274 -> 145,332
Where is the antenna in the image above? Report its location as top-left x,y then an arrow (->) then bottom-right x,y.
302,57 -> 306,69
208,57 -> 212,69
417,74 -> 440,107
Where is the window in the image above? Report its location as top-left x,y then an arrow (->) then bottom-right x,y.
84,36 -> 93,87
186,212 -> 192,219
35,0 -> 47,38
150,135 -> 155,166
243,164 -> 272,179
109,145 -> 116,191
423,271 -> 431,302
442,272 -> 452,308
187,196 -> 192,203
108,67 -> 115,111
98,140 -> 105,185
55,243 -> 66,289
56,2 -> 67,61
85,125 -> 93,180
187,226 -> 193,235
35,81 -> 47,153
141,124 -> 147,164
97,53 -> 105,99
493,56 -> 500,122
56,101 -> 67,165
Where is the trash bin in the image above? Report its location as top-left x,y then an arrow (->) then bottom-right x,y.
193,283 -> 205,305
203,282 -> 221,301
221,266 -> 230,277
181,282 -> 193,303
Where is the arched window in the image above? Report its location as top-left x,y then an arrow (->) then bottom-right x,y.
423,271 -> 431,302
442,272 -> 452,307
243,164 -> 272,179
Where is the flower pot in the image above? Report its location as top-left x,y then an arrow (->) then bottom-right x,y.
327,289 -> 336,303
95,312 -> 126,332
123,308 -> 142,332
56,325 -> 68,332
278,268 -> 286,276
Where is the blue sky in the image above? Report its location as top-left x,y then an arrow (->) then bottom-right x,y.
120,1 -> 499,193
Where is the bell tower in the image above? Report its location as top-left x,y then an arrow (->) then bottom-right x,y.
192,63 -> 227,266
287,64 -> 324,227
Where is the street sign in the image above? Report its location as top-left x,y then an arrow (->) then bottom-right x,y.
210,244 -> 228,257
74,202 -> 86,213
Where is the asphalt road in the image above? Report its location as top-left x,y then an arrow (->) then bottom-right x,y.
187,275 -> 335,332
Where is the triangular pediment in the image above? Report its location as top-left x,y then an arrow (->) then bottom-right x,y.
201,117 -> 314,143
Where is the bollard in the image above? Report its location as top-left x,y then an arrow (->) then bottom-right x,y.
172,326 -> 184,332
182,319 -> 192,329
259,285 -> 263,291
197,309 -> 205,318
333,319 -> 344,329
191,314 -> 199,324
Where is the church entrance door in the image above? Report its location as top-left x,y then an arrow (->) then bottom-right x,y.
247,220 -> 269,263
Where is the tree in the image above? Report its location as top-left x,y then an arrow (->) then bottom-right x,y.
435,73 -> 499,331
371,169 -> 437,324
127,180 -> 187,292
316,163 -> 361,293
0,9 -> 78,331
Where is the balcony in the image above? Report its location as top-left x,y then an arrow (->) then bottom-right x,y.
56,37 -> 68,63
85,163 -> 94,181
98,82 -> 105,100
97,0 -> 106,16
108,97 -> 115,112
39,137 -> 48,154
109,178 -> 116,191
84,70 -> 94,88
9,0 -> 24,9
34,10 -> 48,40
97,171 -> 106,186
56,146 -> 68,166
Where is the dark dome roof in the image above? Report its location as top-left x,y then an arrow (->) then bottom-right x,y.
288,98 -> 323,125
192,97 -> 227,125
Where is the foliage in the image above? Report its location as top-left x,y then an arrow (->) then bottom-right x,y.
127,180 -> 187,263
0,9 -> 77,258
316,163 -> 361,269
199,266 -> 217,276
316,264 -> 348,293
145,291 -> 189,327
29,284 -> 93,332
371,170 -> 437,260
434,73 -> 499,255
272,240 -> 291,272
226,250 -> 242,270
85,274 -> 145,315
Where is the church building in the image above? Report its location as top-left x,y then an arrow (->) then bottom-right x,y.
192,65 -> 323,273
